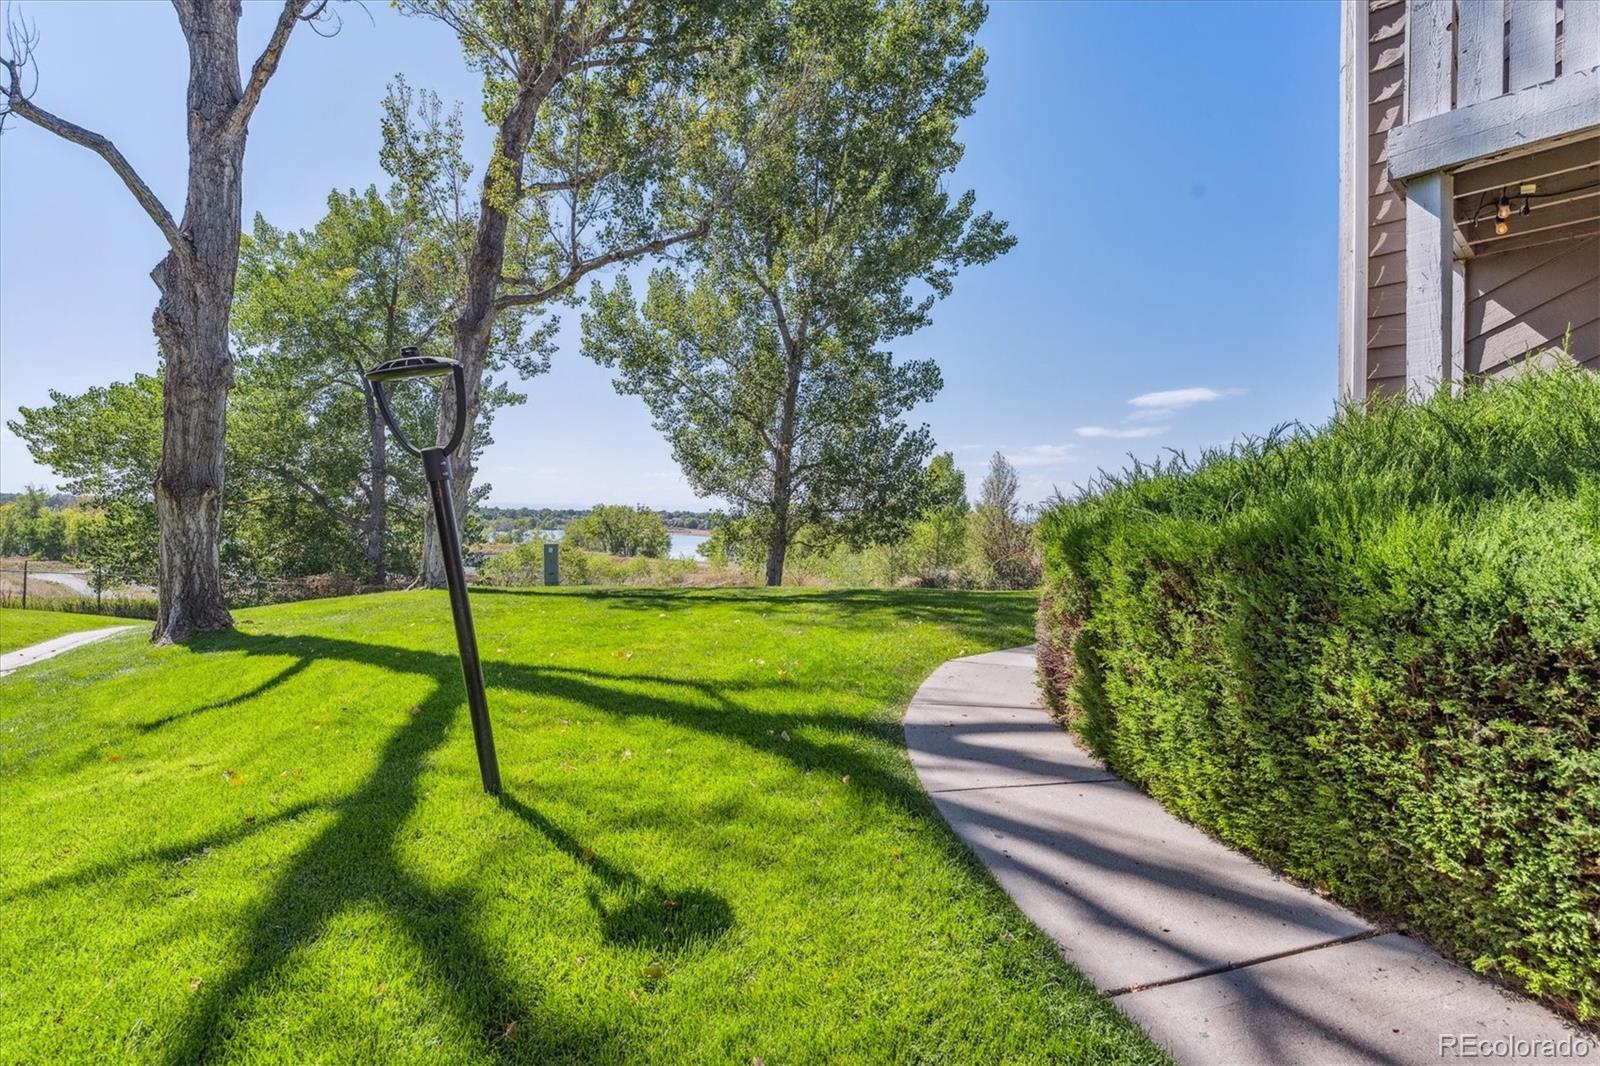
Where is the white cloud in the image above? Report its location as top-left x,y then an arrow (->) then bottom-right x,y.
1128,386 -> 1242,410
1075,425 -> 1166,439
1005,443 -> 1076,468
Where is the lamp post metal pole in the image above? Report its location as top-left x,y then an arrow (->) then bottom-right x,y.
423,446 -> 502,794
366,347 -> 502,795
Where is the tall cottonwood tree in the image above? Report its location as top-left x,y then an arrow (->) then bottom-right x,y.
1,1 -> 331,642
396,0 -> 783,586
233,88 -> 547,586
583,0 -> 1012,585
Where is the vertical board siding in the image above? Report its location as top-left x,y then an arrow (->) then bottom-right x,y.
1509,0 -> 1559,88
1458,0 -> 1507,104
1567,0 -> 1600,73
1368,0 -> 1411,396
1465,235 -> 1600,372
1407,0 -> 1456,117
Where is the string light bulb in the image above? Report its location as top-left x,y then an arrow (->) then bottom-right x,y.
1495,218 -> 1511,236
1521,196 -> 1532,216
1497,196 -> 1513,220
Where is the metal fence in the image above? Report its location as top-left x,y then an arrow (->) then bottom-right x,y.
0,561 -> 152,614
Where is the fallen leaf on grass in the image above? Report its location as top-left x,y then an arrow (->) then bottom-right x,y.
106,754 -> 123,764
189,978 -> 204,994
780,731 -> 791,743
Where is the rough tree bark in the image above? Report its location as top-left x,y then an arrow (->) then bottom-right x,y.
3,0 -> 322,643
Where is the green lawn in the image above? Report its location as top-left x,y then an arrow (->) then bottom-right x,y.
0,606 -> 139,654
0,588 -> 1163,1065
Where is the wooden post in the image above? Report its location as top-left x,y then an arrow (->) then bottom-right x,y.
20,558 -> 28,610
1405,171 -> 1456,397
1403,2 -> 1457,400
1451,257 -> 1467,390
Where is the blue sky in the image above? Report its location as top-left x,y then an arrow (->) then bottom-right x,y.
0,0 -> 1340,508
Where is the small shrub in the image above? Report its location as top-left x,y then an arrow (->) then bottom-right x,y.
1036,366 -> 1600,1020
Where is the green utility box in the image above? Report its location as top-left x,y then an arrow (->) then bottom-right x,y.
543,542 -> 560,586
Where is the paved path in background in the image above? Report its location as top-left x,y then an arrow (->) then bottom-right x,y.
0,626 -> 138,677
904,646 -> 1588,1065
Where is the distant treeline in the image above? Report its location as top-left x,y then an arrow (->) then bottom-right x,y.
477,506 -> 715,533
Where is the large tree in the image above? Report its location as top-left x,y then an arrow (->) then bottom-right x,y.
232,86 -> 547,586
582,0 -> 1012,585
396,0 -> 783,586
2,1 -> 331,642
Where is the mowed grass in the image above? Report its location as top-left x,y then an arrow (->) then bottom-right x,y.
0,607 -> 139,654
0,587 -> 1164,1065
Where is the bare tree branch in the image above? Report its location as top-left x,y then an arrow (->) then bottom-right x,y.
493,218 -> 711,311
230,0 -> 319,136
1,47 -> 187,257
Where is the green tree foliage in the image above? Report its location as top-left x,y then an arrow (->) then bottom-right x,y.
0,489 -> 69,559
231,87 -> 550,586
8,376 -> 163,583
583,0 -> 1012,585
393,0 -> 780,586
906,452 -> 969,575
563,504 -> 671,558
969,452 -> 1039,589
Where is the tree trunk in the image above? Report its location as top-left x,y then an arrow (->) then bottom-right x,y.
150,2 -> 252,643
418,78 -> 547,587
763,501 -> 790,587
364,386 -> 388,587
763,336 -> 805,587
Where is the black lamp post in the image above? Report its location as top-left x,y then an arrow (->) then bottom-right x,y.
366,347 -> 502,795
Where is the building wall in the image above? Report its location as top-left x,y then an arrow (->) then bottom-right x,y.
1365,0 -> 1409,397
1465,235 -> 1600,374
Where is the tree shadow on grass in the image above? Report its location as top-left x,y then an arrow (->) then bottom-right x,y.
128,628 -> 743,1064
30,605 -> 1009,1062
472,585 -> 1039,652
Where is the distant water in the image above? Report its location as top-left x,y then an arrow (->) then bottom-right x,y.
668,532 -> 710,560
528,528 -> 708,561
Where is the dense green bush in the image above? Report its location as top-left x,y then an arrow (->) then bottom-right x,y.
1035,366 -> 1600,1020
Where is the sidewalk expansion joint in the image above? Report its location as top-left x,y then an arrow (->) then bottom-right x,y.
1106,928 -> 1388,998
928,776 -> 1123,794
911,700 -> 1048,712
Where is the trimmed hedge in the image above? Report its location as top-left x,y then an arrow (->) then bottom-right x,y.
1035,366 -> 1600,1020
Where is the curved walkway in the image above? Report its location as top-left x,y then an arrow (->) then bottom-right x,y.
904,646 -> 1586,1065
0,626 -> 138,677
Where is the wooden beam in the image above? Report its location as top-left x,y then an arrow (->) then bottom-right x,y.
1470,193 -> 1600,246
1452,136 -> 1600,197
1509,0 -> 1557,90
1469,221 -> 1600,256
1406,0 -> 1455,121
1567,0 -> 1600,75
1457,0 -> 1505,106
1387,68 -> 1600,179
1406,171 -> 1456,396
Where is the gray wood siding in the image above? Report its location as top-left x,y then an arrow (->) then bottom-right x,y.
1367,0 -> 1409,396
1465,235 -> 1600,373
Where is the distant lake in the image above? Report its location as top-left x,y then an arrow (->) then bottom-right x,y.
528,528 -> 709,561
668,532 -> 710,560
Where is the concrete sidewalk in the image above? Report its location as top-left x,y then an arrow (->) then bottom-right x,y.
0,625 -> 137,677
904,646 -> 1588,1065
